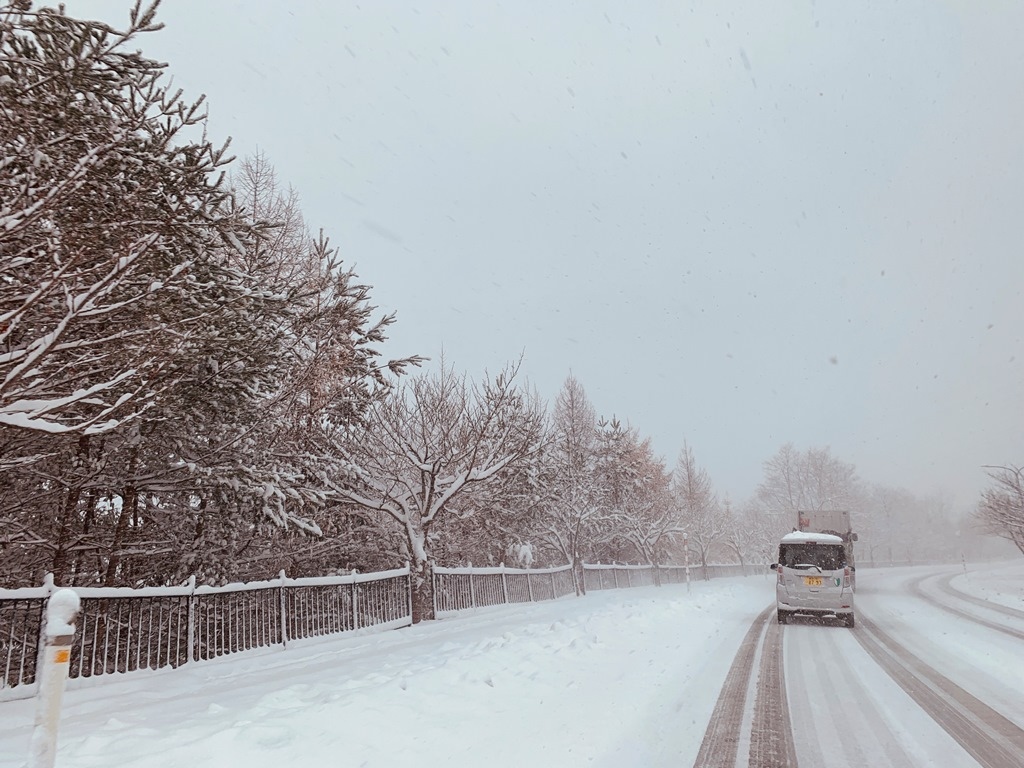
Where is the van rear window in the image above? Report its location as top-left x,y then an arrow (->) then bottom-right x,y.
779,543 -> 846,570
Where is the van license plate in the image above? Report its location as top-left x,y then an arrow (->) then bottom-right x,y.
803,576 -> 823,587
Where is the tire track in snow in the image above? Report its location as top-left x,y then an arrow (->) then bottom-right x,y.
691,605 -> 773,768
936,571 -> 1024,621
818,628 -> 916,767
854,613 -> 1024,768
748,617 -> 798,768
910,573 -> 1024,641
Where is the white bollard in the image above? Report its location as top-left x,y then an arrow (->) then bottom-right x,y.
28,588 -> 81,768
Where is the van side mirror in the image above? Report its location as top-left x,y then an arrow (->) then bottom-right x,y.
850,532 -> 858,542
770,563 -> 778,570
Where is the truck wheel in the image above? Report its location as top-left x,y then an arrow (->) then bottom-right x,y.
843,614 -> 855,628
777,609 -> 789,624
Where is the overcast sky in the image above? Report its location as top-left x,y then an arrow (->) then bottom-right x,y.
67,0 -> 1023,509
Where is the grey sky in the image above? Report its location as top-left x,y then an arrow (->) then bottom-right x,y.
68,1 -> 1023,508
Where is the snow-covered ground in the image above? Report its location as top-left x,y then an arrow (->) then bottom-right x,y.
2,562 -> 1021,768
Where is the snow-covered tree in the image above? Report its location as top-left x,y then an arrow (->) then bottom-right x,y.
756,443 -> 860,529
974,466 -> 1024,555
530,376 -> 609,592
0,4 -> 421,587
332,361 -> 544,622
854,484 -> 920,566
594,418 -> 677,570
0,2 -> 254,438
718,496 -> 752,570
728,496 -> 779,568
671,444 -> 721,579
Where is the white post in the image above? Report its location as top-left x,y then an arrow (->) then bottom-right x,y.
499,563 -> 509,605
29,589 -> 81,768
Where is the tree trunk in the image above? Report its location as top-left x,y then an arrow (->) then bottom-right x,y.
410,558 -> 435,623
572,554 -> 586,596
69,489 -> 99,586
50,483 -> 82,585
50,435 -> 90,584
104,486 -> 137,587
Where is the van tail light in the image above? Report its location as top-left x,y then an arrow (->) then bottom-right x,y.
843,566 -> 851,588
777,566 -> 784,585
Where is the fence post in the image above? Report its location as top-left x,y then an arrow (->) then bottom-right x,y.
526,571 -> 534,602
186,575 -> 196,663
351,569 -> 359,630
500,563 -> 509,605
28,589 -> 80,768
468,562 -> 476,608
278,570 -> 288,648
626,568 -> 632,588
431,561 -> 437,619
549,570 -> 556,597
613,567 -> 620,589
406,563 -> 413,623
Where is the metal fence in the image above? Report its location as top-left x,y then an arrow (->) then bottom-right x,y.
1,568 -> 411,700
433,564 -> 577,613
2,560 -> 751,700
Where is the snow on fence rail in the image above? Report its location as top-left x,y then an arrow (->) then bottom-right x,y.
433,564 -> 577,612
1,568 -> 411,701
1,561 -> 751,700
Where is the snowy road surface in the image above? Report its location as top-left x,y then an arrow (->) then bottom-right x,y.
1,563 -> 1022,767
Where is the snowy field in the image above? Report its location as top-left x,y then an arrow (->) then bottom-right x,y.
2,562 -> 1022,768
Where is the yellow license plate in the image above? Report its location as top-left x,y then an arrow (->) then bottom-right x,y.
803,576 -> 823,587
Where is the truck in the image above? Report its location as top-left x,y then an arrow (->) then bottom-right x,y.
797,509 -> 858,587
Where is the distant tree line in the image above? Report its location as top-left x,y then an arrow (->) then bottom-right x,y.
1,2 -> 1012,622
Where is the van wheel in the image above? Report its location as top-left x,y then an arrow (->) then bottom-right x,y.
843,614 -> 855,628
777,609 -> 789,624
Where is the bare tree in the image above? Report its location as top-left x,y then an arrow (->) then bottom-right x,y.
531,376 -> 609,593
729,496 -> 779,569
757,443 -> 860,529
332,361 -> 544,621
975,465 -> 1024,556
230,149 -> 309,284
671,444 -> 721,579
719,496 -> 751,571
856,484 -> 921,566
593,419 -> 678,572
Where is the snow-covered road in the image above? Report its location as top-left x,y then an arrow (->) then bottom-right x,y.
2,562 -> 1022,767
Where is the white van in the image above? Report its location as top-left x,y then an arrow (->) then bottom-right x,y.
770,531 -> 855,627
